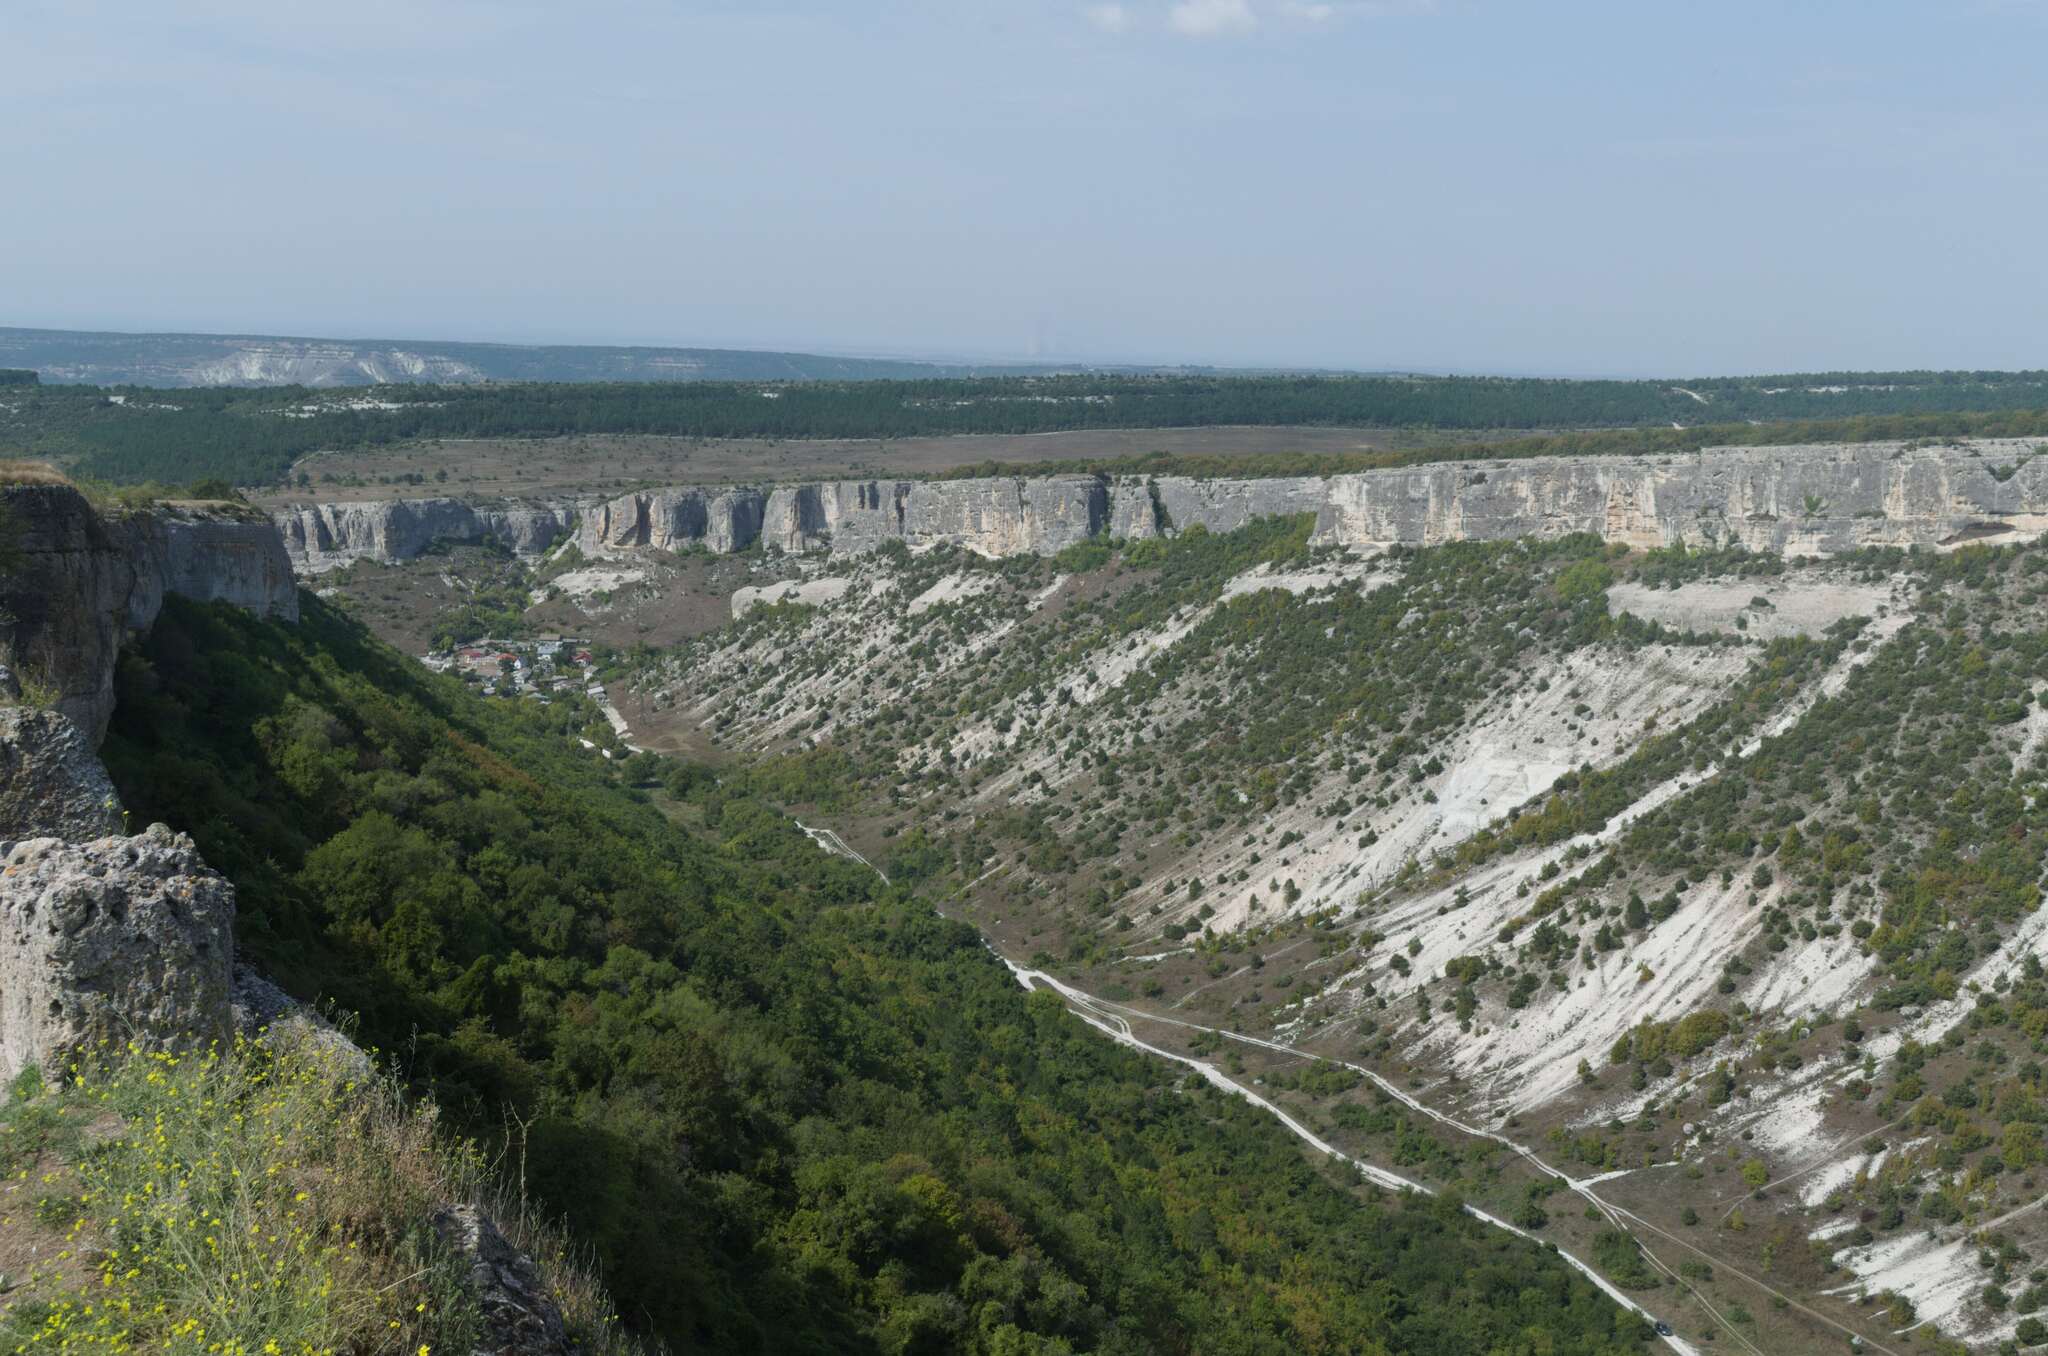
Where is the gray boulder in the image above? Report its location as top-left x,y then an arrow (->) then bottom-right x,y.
232,963 -> 373,1078
0,824 -> 235,1080
432,1204 -> 578,1356
0,706 -> 124,842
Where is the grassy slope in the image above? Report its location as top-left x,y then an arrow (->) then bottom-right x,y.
0,1032 -> 642,1355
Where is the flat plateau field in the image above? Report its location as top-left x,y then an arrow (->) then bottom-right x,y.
255,424 -> 1548,504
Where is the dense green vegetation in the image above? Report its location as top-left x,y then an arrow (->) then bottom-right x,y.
7,369 -> 2048,487
99,594 -> 1649,1354
0,369 -> 37,387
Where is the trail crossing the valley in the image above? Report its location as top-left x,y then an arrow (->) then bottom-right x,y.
792,822 -> 1923,1356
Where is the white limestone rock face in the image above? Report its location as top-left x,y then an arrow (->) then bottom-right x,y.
128,507 -> 299,623
274,498 -> 575,573
761,481 -> 910,553
572,477 -> 1114,559
577,487 -> 766,554
903,477 -> 1107,556
275,437 -> 2048,572
1314,441 -> 2048,554
1105,477 -> 1164,539
0,708 -> 124,842
0,824 -> 236,1079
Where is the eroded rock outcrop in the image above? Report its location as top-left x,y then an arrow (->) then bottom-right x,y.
274,498 -> 576,574
231,963 -> 373,1078
0,708 -> 123,841
272,437 -> 2048,571
754,477 -> 1107,555
432,1204 -> 578,1356
1,484 -> 139,739
579,487 -> 761,554
0,824 -> 236,1079
1,484 -> 298,741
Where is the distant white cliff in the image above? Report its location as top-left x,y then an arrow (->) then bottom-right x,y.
269,437 -> 2048,573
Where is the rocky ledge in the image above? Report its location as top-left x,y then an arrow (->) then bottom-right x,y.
0,484 -> 298,741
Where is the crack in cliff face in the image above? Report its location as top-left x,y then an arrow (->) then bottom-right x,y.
1145,476 -> 1170,534
270,437 -> 2048,574
1080,475 -> 1111,539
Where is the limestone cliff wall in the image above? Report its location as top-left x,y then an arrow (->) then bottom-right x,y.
1,486 -> 134,740
760,481 -> 900,553
274,497 -> 575,574
566,478 -> 1110,558
272,438 -> 2048,571
579,487 -> 761,554
1,486 -> 298,741
1311,441 -> 2048,555
133,507 -> 302,619
1139,440 -> 2048,553
905,477 -> 1107,556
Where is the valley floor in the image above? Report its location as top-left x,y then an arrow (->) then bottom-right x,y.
306,492 -> 2048,1354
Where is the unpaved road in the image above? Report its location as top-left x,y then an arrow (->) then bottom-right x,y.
796,820 -> 890,884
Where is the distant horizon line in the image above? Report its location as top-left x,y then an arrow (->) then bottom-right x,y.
3,320 -> 2044,386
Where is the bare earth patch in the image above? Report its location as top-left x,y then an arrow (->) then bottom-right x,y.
1608,576 -> 1895,639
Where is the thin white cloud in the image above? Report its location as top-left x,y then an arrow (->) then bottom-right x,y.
1283,0 -> 1439,18
1083,3 -> 1133,31
1168,0 -> 1257,36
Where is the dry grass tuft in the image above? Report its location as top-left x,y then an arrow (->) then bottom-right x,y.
0,1029 -> 659,1355
0,461 -> 70,488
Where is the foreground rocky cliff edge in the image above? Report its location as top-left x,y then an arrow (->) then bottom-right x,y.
1,483 -> 297,741
0,485 -> 584,1351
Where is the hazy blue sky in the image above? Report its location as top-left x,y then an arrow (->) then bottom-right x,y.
6,1 -> 2045,374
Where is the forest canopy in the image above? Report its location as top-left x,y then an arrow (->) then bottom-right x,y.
5,368 -> 2047,487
